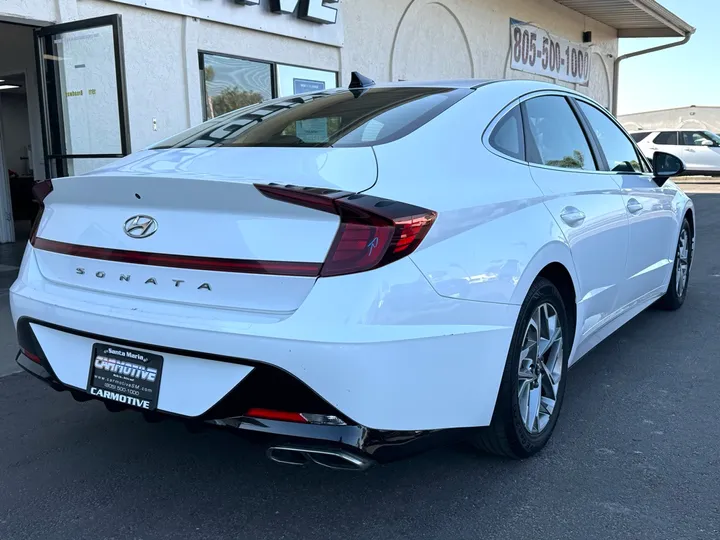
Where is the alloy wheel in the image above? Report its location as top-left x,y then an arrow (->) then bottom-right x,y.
675,228 -> 690,298
517,303 -> 563,434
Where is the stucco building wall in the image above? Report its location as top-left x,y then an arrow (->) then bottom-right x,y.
619,106 -> 720,133
341,0 -> 617,108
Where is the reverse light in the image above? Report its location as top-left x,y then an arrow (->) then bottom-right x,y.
255,184 -> 436,277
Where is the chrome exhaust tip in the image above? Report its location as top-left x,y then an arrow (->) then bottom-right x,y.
267,444 -> 373,471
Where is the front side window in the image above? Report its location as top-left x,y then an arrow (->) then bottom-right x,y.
578,101 -> 642,173
200,53 -> 272,120
523,96 -> 596,171
680,131 -> 720,146
154,87 -> 471,149
630,132 -> 650,143
653,131 -> 678,146
489,106 -> 524,160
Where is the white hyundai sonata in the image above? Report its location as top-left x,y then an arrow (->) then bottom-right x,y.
11,74 -> 695,469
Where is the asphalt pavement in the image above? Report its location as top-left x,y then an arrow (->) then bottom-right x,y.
1,184 -> 719,540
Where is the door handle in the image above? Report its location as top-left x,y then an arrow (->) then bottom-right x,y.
626,198 -> 643,214
560,207 -> 586,227
686,148 -> 695,153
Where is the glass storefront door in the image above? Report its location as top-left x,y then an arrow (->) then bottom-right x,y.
35,15 -> 130,178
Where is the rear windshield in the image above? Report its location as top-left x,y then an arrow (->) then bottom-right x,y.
152,87 -> 472,149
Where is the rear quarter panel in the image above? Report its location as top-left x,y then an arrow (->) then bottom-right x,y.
368,84 -> 580,309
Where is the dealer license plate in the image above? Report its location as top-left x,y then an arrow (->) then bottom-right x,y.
87,344 -> 163,411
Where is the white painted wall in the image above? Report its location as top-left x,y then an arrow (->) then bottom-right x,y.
0,93 -> 32,174
342,0 -> 617,108
1,0 -> 56,24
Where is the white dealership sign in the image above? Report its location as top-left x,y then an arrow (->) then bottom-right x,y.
509,20 -> 590,85
109,0 -> 342,45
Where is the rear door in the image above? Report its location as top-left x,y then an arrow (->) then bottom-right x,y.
574,99 -> 677,306
522,94 -> 629,339
679,131 -> 720,171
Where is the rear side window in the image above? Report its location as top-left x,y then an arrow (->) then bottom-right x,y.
153,87 -> 471,149
489,106 -> 524,160
523,96 -> 596,171
653,131 -> 678,145
577,101 -> 642,173
630,132 -> 650,143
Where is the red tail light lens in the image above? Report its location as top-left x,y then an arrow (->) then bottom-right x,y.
32,179 -> 54,203
21,348 -> 42,364
29,180 -> 53,243
256,184 -> 436,277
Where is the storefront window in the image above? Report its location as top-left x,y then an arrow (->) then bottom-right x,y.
200,53 -> 272,120
275,64 -> 338,97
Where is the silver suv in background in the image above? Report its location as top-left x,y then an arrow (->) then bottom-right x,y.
632,129 -> 720,175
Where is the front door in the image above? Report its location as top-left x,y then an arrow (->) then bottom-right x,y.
35,15 -> 130,178
572,99 -> 678,308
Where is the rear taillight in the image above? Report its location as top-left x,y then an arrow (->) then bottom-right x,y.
256,184 -> 436,277
29,180 -> 53,243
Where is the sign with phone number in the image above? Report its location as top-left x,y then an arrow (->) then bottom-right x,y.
509,20 -> 590,85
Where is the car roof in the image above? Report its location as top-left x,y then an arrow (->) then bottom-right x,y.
370,79 -> 493,89
368,78 -> 597,96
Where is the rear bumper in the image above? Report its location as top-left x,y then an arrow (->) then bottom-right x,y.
14,338 -> 471,463
10,245 -> 519,432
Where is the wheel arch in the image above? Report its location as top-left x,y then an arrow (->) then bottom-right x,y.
684,205 -> 695,236
510,241 -> 580,354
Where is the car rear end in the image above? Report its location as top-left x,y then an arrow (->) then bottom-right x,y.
10,83 -> 517,466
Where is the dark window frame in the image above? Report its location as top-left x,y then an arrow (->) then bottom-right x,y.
520,95 -> 600,172
198,50 -> 340,122
35,14 -> 131,178
488,105 -> 525,161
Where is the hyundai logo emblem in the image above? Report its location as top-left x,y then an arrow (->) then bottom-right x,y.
124,215 -> 158,239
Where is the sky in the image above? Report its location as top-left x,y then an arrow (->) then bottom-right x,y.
617,0 -> 718,115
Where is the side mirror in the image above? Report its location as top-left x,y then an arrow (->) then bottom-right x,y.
652,151 -> 685,186
700,139 -> 715,147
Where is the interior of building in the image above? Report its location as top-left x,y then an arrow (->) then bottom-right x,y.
0,21 -> 41,245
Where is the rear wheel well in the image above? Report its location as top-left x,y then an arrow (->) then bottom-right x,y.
538,263 -> 577,348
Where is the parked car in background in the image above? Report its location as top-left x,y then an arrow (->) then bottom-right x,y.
12,77 -> 696,469
632,129 -> 720,175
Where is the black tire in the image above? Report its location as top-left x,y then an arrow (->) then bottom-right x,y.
472,277 -> 570,459
657,218 -> 693,311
